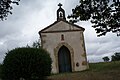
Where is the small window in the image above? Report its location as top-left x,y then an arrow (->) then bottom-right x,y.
61,34 -> 64,41
59,12 -> 63,19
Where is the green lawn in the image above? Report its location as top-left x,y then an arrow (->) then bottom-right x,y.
48,61 -> 120,80
0,61 -> 120,80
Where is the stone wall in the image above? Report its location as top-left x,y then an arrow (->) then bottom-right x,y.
41,30 -> 89,73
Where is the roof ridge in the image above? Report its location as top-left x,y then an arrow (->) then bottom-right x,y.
39,20 -> 85,34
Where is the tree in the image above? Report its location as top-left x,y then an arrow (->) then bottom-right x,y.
25,40 -> 41,48
32,40 -> 41,48
0,0 -> 20,21
68,0 -> 120,37
111,52 -> 120,61
102,56 -> 110,62
1,47 -> 52,80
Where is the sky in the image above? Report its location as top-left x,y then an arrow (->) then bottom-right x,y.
0,0 -> 120,63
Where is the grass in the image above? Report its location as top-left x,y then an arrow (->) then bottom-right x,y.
48,61 -> 120,80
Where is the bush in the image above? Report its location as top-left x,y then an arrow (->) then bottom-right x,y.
1,47 -> 52,80
111,52 -> 120,61
0,64 -> 2,78
102,56 -> 109,62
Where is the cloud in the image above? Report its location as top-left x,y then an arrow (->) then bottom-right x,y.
0,0 -> 120,63
77,20 -> 120,62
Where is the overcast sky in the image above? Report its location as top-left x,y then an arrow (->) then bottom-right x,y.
0,0 -> 120,63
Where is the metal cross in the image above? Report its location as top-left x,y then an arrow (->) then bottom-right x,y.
58,3 -> 62,7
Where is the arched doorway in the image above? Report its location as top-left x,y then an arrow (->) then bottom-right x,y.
58,46 -> 72,73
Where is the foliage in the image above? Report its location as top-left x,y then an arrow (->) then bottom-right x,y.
102,56 -> 110,62
0,63 -> 2,78
68,0 -> 120,37
32,40 -> 41,48
0,0 -> 20,21
1,47 -> 52,80
111,52 -> 120,61
26,40 -> 41,48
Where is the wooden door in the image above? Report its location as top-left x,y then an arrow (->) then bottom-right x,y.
58,46 -> 72,73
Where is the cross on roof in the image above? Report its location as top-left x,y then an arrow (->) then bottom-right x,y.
58,3 -> 62,8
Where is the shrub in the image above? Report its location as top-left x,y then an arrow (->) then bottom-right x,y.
102,56 -> 110,62
0,63 -> 2,78
111,52 -> 120,61
1,47 -> 52,80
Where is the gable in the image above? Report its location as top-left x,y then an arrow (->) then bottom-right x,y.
40,20 -> 85,33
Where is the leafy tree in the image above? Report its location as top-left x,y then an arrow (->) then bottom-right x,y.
32,40 -> 41,48
1,47 -> 52,80
111,55 -> 116,61
111,52 -> 120,61
68,0 -> 120,37
0,0 -> 20,21
102,56 -> 110,62
25,40 -> 41,48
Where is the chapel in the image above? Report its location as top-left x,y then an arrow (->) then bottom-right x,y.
39,3 -> 89,73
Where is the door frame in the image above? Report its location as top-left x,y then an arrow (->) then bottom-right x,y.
58,45 -> 72,73
54,42 -> 75,73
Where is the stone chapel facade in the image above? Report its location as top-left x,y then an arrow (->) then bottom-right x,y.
39,3 -> 89,73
